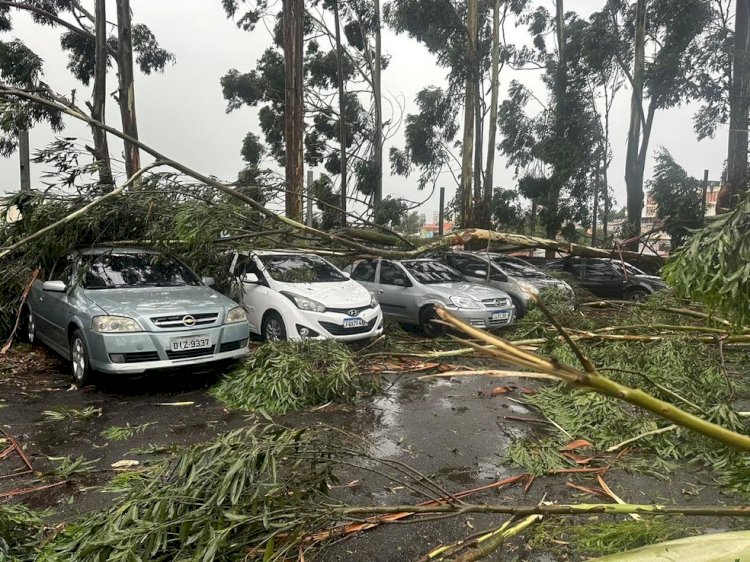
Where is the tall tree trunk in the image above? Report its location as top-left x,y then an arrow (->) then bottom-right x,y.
592,162 -> 600,246
283,0 -> 305,220
624,0 -> 646,248
473,83 -> 483,225
484,0 -> 501,230
333,0 -> 347,227
18,128 -> 30,191
460,0 -> 477,227
372,0 -> 383,214
90,0 -> 113,189
545,0 -> 565,256
115,0 -> 140,178
722,0 -> 750,212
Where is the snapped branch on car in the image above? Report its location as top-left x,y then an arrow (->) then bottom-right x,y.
22,248 -> 250,386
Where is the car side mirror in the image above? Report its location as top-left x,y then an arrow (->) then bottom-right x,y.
43,280 -> 67,292
241,272 -> 259,284
341,271 -> 351,279
394,278 -> 407,287
202,276 -> 215,286
473,269 -> 488,277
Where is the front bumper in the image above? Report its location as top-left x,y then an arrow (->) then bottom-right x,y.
86,322 -> 251,374
448,305 -> 516,328
286,306 -> 384,342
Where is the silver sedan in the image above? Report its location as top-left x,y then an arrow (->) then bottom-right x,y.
350,258 -> 516,336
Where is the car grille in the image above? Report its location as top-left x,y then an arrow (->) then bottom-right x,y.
488,316 -> 512,327
219,339 -> 248,353
110,351 -> 160,363
166,346 -> 215,360
151,313 -> 219,329
326,304 -> 373,315
319,317 -> 377,336
481,297 -> 511,308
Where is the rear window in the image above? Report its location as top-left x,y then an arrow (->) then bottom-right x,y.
82,253 -> 199,289
258,254 -> 345,283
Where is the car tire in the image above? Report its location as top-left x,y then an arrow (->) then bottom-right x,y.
625,288 -> 650,302
420,306 -> 445,338
510,296 -> 526,319
70,329 -> 92,387
262,312 -> 287,342
18,307 -> 35,344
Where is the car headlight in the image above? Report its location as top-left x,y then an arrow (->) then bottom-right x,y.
370,292 -> 379,307
450,296 -> 480,309
518,281 -> 540,296
282,292 -> 327,313
92,316 -> 142,333
225,306 -> 247,324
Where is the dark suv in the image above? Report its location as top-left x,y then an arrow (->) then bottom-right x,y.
542,257 -> 666,301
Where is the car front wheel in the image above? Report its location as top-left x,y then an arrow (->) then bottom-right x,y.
625,288 -> 649,302
70,329 -> 92,387
420,306 -> 445,338
262,312 -> 287,342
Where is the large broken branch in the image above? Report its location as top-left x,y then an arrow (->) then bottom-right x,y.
0,84 -> 664,266
435,308 -> 750,452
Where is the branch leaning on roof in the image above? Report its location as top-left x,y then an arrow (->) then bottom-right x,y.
0,84 -> 664,266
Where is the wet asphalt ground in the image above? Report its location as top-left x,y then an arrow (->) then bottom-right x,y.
1,343 -> 745,561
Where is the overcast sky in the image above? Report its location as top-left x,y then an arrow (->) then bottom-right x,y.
0,0 -> 728,220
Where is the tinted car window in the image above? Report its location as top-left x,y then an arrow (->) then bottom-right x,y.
491,256 -> 548,278
259,255 -> 345,283
82,253 -> 200,289
401,260 -> 464,284
50,255 -> 75,285
585,260 -> 617,280
351,260 -> 377,282
610,261 -> 646,276
379,261 -> 409,285
452,256 -> 489,277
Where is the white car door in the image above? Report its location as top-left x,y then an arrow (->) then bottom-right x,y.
236,256 -> 272,334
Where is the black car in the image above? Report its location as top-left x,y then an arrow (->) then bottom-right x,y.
542,257 -> 666,301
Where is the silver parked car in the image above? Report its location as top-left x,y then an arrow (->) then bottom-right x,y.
434,251 -> 575,317
350,258 -> 516,336
22,248 -> 250,386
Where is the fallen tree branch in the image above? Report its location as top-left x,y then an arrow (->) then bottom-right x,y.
417,370 -> 557,380
0,162 -> 161,258
342,502 -> 750,518
435,308 -> 750,452
0,268 -> 38,354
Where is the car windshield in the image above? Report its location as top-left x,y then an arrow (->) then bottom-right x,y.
402,260 -> 464,284
490,256 -> 548,278
82,253 -> 200,289
259,254 -> 345,283
610,260 -> 646,276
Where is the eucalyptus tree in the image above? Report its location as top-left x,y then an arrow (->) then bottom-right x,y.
0,0 -> 174,184
588,0 -> 712,245
221,2 -> 382,222
497,7 -> 602,247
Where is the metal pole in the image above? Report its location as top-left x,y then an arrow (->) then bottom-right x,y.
701,169 -> 709,226
19,129 -> 31,191
306,169 -> 314,227
438,187 -> 445,237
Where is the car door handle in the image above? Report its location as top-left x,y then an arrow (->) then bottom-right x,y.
378,290 -> 385,294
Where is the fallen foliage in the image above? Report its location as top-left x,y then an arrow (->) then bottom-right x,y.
210,340 -> 379,414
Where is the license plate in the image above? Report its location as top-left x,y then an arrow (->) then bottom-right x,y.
169,335 -> 212,351
491,311 -> 510,321
343,317 -> 367,328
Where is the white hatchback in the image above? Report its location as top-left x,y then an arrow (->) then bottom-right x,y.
230,250 -> 384,342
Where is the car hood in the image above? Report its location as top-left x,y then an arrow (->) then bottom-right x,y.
83,286 -> 237,317
274,280 -> 373,307
426,282 -> 511,301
